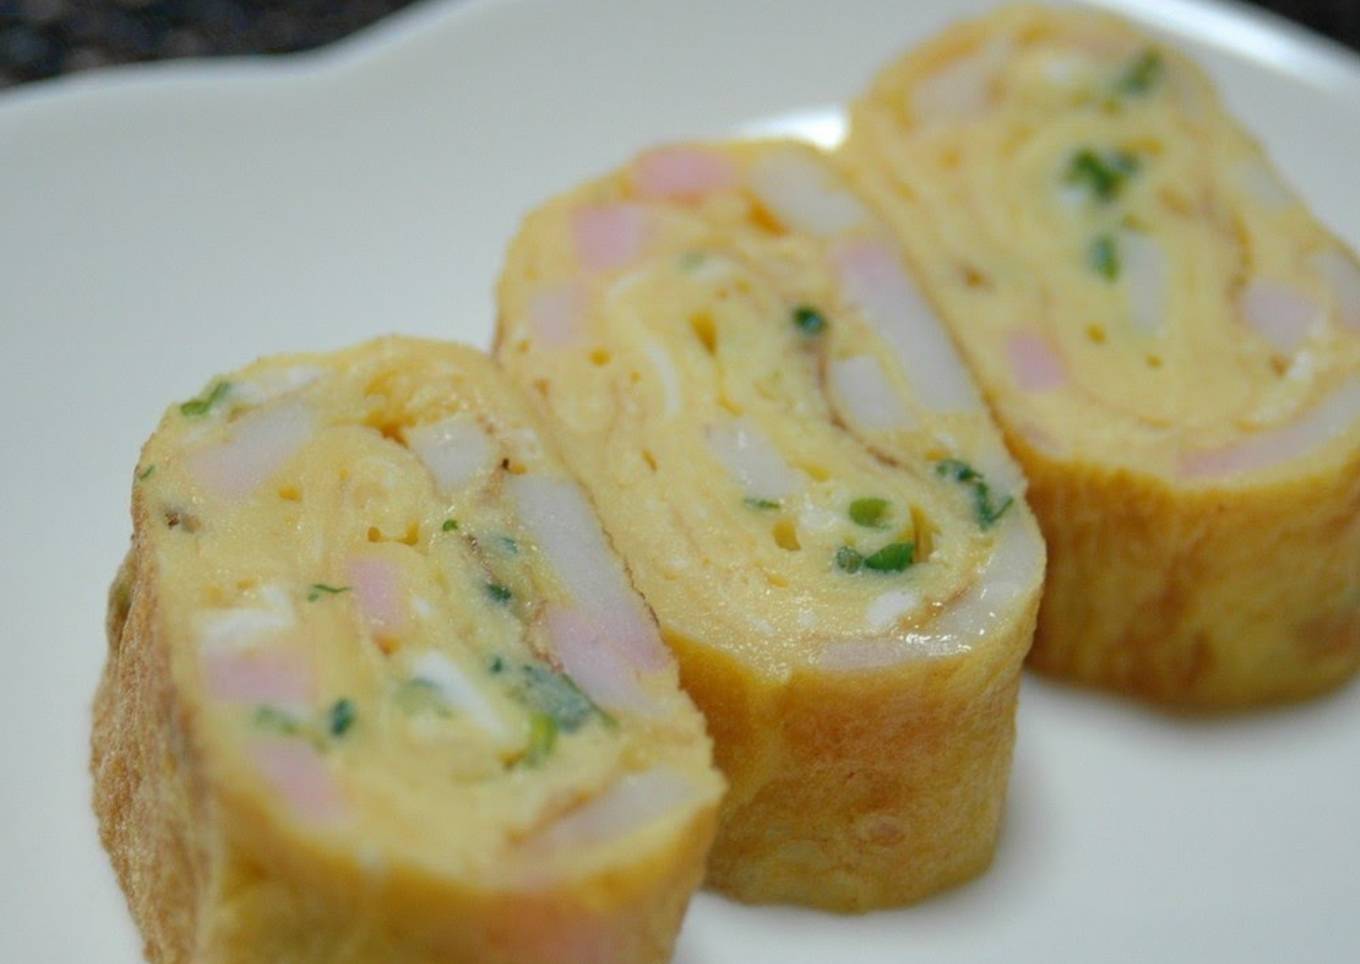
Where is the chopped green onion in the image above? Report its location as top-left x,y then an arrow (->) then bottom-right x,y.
327,698 -> 356,737
792,305 -> 827,335
1116,49 -> 1163,96
488,655 -> 506,674
497,536 -> 519,554
978,493 -> 1015,528
136,464 -> 156,481
442,518 -> 459,532
511,662 -> 604,732
1065,149 -> 1139,203
744,496 -> 781,511
485,582 -> 513,604
849,497 -> 890,528
307,583 -> 350,602
1089,234 -> 1120,281
394,678 -> 452,716
935,459 -> 1014,529
522,712 -> 559,766
179,381 -> 231,417
935,459 -> 979,483
864,542 -> 915,573
253,705 -> 301,735
835,546 -> 864,574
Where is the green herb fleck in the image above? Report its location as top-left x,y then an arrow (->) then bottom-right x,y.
485,582 -> 513,604
253,705 -> 301,735
489,655 -> 506,674
792,305 -> 827,336
1088,234 -> 1120,281
307,583 -> 351,602
328,698 -> 356,737
136,464 -> 156,482
1116,49 -> 1163,96
936,459 -> 979,483
744,496 -> 781,511
510,662 -> 606,732
935,459 -> 1014,529
442,518 -> 459,532
980,493 -> 1014,528
849,497 -> 890,528
497,536 -> 519,554
179,380 -> 232,417
522,712 -> 559,766
864,542 -> 915,573
836,546 -> 864,574
1065,148 -> 1139,203
395,678 -> 452,717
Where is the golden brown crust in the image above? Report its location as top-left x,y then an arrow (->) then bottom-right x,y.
93,525 -> 209,962
1015,431 -> 1360,708
668,596 -> 1034,910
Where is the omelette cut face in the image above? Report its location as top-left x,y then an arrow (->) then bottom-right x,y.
495,142 -> 1045,910
92,338 -> 722,964
844,5 -> 1360,707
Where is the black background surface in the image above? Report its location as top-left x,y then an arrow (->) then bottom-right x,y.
0,1 -> 1357,88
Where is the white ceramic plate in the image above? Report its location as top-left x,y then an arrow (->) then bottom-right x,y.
2,0 -> 1357,960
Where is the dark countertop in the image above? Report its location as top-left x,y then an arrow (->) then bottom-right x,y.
1,0 -> 1357,88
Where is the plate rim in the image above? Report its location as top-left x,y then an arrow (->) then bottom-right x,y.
2,0 -> 1359,123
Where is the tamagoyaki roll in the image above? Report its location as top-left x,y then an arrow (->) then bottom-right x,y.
496,141 -> 1045,910
93,338 -> 723,964
843,5 -> 1360,707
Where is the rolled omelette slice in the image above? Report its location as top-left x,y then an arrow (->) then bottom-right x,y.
843,5 -> 1360,708
92,338 -> 723,964
495,141 -> 1045,910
